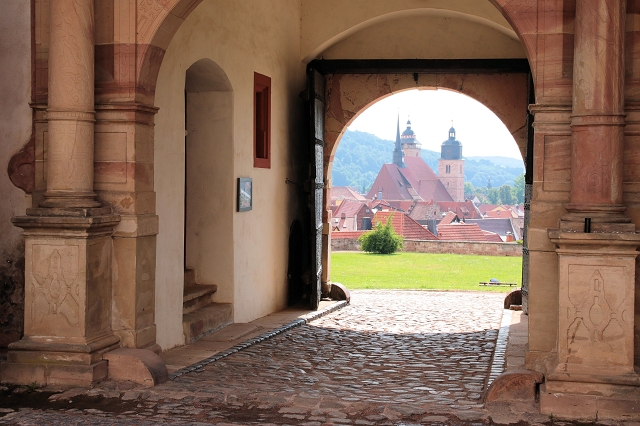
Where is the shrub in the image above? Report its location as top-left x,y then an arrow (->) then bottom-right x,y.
358,216 -> 404,254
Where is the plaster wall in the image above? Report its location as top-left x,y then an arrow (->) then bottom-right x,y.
185,91 -> 234,303
0,0 -> 32,346
320,14 -> 526,60
154,0 -> 304,349
300,0 -> 519,61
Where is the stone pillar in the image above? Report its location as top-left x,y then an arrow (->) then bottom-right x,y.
564,0 -> 628,226
542,1 -> 640,419
1,0 -> 120,387
92,0 -> 161,352
40,0 -> 100,209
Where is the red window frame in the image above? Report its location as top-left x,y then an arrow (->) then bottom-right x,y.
254,72 -> 271,168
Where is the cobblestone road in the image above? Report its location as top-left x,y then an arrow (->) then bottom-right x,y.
1,291 -> 521,425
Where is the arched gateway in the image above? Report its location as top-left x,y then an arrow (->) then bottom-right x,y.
3,0 -> 640,420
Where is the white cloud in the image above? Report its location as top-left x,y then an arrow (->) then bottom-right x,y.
347,89 -> 523,160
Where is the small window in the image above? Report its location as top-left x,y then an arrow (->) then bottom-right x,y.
446,165 -> 450,173
254,72 -> 271,168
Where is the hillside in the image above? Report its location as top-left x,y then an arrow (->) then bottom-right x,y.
331,130 -> 524,193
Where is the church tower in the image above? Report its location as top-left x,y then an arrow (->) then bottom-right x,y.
400,117 -> 421,157
392,114 -> 405,168
438,125 -> 465,202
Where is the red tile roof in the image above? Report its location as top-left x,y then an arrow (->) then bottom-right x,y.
485,210 -> 517,218
374,211 -> 439,240
478,204 -> 498,214
483,231 -> 504,242
366,158 -> 453,202
439,211 -> 458,225
436,223 -> 490,242
466,218 -> 519,240
436,200 -> 483,219
383,200 -> 415,213
408,200 -> 437,221
333,199 -> 366,219
330,186 -> 366,201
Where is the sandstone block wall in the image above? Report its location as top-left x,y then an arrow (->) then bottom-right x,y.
332,238 -> 522,257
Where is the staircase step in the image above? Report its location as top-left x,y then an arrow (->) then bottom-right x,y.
183,284 -> 218,314
184,269 -> 196,287
183,303 -> 233,343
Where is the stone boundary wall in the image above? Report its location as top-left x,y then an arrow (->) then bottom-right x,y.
332,238 -> 522,257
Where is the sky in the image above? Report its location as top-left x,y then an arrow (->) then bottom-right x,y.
347,89 -> 523,160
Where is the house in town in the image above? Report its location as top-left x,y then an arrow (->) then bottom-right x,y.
466,218 -> 522,242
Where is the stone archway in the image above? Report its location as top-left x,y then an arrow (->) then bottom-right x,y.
321,68 -> 530,286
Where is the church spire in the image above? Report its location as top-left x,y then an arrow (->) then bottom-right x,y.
393,113 -> 405,167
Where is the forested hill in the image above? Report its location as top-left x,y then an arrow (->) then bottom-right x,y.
331,130 -> 524,193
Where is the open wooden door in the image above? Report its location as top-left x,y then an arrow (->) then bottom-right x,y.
308,68 -> 325,310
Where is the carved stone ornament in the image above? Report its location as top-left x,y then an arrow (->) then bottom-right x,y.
29,245 -> 82,335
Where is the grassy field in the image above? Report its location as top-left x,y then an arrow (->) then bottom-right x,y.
331,252 -> 522,292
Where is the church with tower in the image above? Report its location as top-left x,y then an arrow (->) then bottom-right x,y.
438,125 -> 465,202
367,116 -> 465,203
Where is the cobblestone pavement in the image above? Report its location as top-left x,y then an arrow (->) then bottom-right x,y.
0,291 -> 559,425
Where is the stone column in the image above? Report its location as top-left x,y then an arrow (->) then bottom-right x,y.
40,0 -> 100,209
542,1 -> 640,419
2,0 -> 120,388
565,0 -> 627,225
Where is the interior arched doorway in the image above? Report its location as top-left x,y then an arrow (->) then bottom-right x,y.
312,62 -> 533,308
155,58 -> 234,349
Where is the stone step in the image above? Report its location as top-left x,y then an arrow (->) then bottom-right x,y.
183,303 -> 233,344
184,269 -> 196,287
183,283 -> 218,315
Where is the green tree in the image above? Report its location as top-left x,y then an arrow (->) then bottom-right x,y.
499,184 -> 515,205
358,216 -> 404,254
487,188 -> 500,204
513,173 -> 525,204
464,182 -> 475,198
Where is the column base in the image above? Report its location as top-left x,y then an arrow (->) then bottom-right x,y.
544,229 -> 640,420
1,334 -> 120,387
1,360 -> 109,388
39,191 -> 101,209
8,193 -> 122,389
540,380 -> 640,421
114,324 -> 161,354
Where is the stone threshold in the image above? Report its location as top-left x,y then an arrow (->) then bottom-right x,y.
167,300 -> 349,380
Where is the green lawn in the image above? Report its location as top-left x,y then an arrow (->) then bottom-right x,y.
331,252 -> 522,292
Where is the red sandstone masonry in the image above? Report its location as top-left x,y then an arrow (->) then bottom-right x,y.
332,238 -> 522,257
